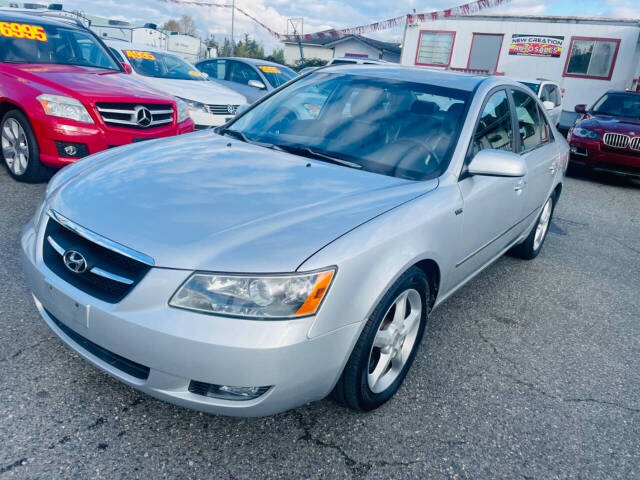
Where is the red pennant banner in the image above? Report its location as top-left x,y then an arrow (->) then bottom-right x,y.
155,0 -> 512,41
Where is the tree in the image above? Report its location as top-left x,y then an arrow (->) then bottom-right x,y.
233,34 -> 264,59
265,48 -> 285,65
295,57 -> 327,69
161,14 -> 198,36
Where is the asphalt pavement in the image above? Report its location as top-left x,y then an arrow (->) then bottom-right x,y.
0,166 -> 638,479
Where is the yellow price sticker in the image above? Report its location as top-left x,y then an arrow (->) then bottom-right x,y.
0,22 -> 47,41
258,65 -> 282,74
125,50 -> 156,61
188,70 -> 202,77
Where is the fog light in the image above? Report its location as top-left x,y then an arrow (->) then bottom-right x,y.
189,380 -> 270,401
64,145 -> 77,156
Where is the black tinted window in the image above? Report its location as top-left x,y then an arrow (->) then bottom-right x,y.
470,90 -> 514,158
199,59 -> 225,79
512,89 -> 544,152
229,61 -> 260,84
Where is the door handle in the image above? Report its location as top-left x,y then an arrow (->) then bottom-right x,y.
514,179 -> 527,192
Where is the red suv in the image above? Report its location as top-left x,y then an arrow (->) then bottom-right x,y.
0,12 -> 194,182
568,90 -> 640,179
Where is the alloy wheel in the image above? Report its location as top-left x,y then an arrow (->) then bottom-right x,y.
2,118 -> 29,176
533,198 -> 553,251
367,288 -> 422,394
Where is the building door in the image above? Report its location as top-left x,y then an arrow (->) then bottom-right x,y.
468,33 -> 503,73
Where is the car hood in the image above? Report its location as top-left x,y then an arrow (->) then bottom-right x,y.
48,131 -> 436,272
5,64 -> 172,101
579,114 -> 640,133
136,76 -> 247,105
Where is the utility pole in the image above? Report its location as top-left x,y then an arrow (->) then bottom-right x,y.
231,0 -> 235,55
287,18 -> 304,65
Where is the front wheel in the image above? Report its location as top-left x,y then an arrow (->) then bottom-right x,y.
331,267 -> 429,412
509,195 -> 555,260
1,110 -> 50,183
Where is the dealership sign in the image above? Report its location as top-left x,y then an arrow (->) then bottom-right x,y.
509,35 -> 564,57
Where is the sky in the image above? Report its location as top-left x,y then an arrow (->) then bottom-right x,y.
57,0 -> 640,52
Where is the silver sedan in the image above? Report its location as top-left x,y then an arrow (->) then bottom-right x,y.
22,66 -> 568,416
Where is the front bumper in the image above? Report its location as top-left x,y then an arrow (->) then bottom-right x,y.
569,137 -> 640,177
21,219 -> 359,416
188,108 -> 235,129
33,117 -> 195,169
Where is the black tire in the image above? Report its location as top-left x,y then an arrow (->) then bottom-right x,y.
1,109 -> 51,183
331,267 -> 429,412
509,193 -> 556,260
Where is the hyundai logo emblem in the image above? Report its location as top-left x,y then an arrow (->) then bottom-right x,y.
134,106 -> 152,127
227,104 -> 237,115
63,250 -> 88,274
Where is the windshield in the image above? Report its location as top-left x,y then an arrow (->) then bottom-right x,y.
592,93 -> 640,118
0,21 -> 120,70
520,82 -> 540,95
123,49 -> 206,80
228,73 -> 470,181
258,64 -> 297,88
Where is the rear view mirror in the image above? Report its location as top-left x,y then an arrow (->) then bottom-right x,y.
468,149 -> 527,178
248,79 -> 266,90
542,100 -> 555,110
574,104 -> 587,114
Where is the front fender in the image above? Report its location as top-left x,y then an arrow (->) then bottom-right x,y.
299,183 -> 462,339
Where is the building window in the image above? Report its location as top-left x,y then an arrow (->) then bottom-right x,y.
563,37 -> 620,80
415,30 -> 455,67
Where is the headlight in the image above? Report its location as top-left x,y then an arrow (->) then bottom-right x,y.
177,97 -> 206,118
572,127 -> 600,139
176,99 -> 190,123
169,269 -> 336,319
36,94 -> 93,124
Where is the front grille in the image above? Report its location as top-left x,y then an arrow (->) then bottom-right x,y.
42,215 -> 151,303
630,137 -> 640,151
96,102 -> 173,129
206,104 -> 239,116
46,308 -> 150,380
603,133 -> 630,149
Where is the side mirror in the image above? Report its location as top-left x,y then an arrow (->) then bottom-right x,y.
468,149 -> 527,178
235,104 -> 250,116
574,104 -> 587,114
542,100 -> 555,110
121,62 -> 132,74
248,79 -> 266,90
201,71 -> 209,80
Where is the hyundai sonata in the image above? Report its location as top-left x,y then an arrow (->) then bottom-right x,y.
22,66 -> 568,416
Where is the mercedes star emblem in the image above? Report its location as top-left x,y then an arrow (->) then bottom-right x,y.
134,106 -> 152,127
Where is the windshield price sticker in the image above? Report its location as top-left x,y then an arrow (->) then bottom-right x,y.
259,65 -> 282,74
0,22 -> 47,41
188,70 -> 202,77
125,50 -> 156,61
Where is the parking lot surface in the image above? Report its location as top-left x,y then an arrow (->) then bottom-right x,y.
0,167 -> 638,480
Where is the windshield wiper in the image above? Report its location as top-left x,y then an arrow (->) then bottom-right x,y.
219,128 -> 275,148
274,145 -> 362,169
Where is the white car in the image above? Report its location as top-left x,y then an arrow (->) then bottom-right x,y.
514,78 -> 563,126
106,40 -> 247,128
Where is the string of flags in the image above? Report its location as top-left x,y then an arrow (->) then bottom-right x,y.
157,0 -> 512,41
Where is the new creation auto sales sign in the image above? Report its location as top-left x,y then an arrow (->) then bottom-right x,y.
509,34 -> 564,57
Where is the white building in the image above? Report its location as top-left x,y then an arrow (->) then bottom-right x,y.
284,34 -> 401,66
401,15 -> 640,130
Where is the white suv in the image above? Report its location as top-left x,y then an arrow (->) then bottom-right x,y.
106,40 -> 247,128
514,78 -> 563,126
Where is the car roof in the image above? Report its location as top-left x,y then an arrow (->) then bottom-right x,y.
314,64 -> 491,92
206,57 -> 292,68
104,39 -> 167,54
0,10 -> 84,29
606,90 -> 640,95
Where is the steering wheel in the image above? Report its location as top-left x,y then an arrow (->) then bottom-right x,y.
391,138 -> 442,176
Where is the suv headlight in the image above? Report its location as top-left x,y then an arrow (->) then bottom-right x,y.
169,269 -> 336,319
37,94 -> 94,124
176,99 -> 190,123
572,127 -> 600,139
